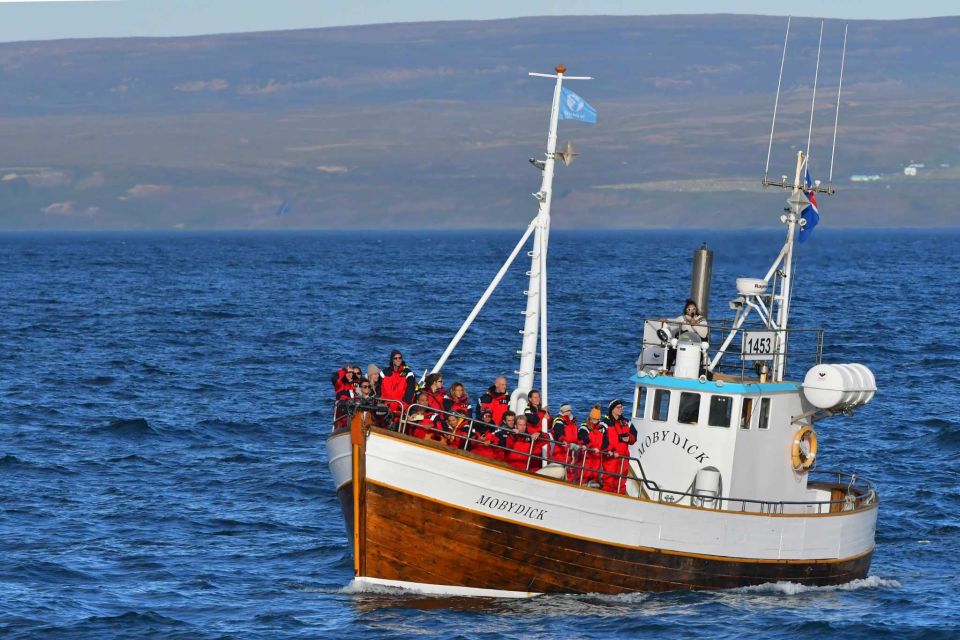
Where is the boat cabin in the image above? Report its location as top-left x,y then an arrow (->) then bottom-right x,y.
627,314 -> 833,513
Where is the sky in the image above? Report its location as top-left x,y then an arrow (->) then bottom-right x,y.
0,0 -> 956,43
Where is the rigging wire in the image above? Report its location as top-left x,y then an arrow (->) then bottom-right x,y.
764,16 -> 791,179
805,20 -> 825,172
828,24 -> 849,188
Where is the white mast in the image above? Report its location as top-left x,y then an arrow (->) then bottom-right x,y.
513,65 -> 592,412
432,65 -> 590,406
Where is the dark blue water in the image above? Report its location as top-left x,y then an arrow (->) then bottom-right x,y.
1,229 -> 957,639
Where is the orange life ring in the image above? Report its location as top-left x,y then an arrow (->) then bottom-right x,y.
791,426 -> 818,472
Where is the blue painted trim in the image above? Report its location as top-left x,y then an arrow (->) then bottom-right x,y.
629,374 -> 798,394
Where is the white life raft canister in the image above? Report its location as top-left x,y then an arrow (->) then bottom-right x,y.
802,363 -> 876,410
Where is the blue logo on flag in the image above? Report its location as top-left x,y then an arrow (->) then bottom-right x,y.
559,87 -> 597,124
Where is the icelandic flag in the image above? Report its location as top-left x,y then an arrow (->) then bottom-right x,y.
558,87 -> 597,123
799,168 -> 820,243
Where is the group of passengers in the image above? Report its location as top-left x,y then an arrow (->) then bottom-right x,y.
332,350 -> 638,494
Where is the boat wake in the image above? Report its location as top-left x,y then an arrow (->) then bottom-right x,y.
731,575 -> 901,595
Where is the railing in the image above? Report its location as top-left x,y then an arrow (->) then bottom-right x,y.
639,318 -> 824,383
331,397 -> 876,515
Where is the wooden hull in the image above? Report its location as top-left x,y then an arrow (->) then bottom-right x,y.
328,427 -> 876,595
342,480 -> 870,594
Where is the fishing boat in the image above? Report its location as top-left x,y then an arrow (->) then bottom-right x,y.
327,23 -> 879,597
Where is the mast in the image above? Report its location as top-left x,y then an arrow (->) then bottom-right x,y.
431,66 -> 591,406
775,150 -> 805,381
513,65 -> 591,411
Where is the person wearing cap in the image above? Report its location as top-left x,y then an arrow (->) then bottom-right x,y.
550,403 -> 580,479
478,376 -> 511,425
578,405 -> 605,486
377,350 -> 416,411
600,399 -> 638,494
366,364 -> 381,393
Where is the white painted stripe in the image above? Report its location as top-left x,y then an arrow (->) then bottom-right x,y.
349,576 -> 539,599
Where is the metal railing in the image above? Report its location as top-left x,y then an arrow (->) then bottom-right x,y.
639,318 -> 825,383
331,396 -> 877,515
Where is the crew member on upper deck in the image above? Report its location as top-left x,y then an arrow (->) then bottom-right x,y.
479,376 -> 511,425
377,350 -> 416,410
600,399 -> 638,494
672,299 -> 708,341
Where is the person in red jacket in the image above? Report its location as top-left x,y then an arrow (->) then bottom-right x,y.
469,408 -> 502,461
550,403 -> 581,479
523,389 -> 550,432
577,405 -> 605,486
505,415 -> 547,472
600,399 -> 638,494
444,381 -> 471,416
377,350 -> 415,412
423,373 -> 446,413
405,390 -> 440,440
478,376 -> 510,425
332,364 -> 361,398
442,412 -> 473,450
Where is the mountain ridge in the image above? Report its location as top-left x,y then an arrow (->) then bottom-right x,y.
0,14 -> 957,230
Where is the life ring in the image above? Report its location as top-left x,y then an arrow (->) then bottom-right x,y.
791,427 -> 818,472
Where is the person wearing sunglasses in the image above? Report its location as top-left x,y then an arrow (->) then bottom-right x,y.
377,350 -> 416,410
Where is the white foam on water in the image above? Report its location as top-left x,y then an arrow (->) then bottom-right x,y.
339,579 -> 410,596
733,575 -> 901,595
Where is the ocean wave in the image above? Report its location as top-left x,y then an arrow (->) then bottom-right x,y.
0,453 -> 28,467
731,575 -> 901,595
94,417 -> 159,438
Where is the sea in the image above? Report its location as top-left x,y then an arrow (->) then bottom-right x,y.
0,229 -> 957,639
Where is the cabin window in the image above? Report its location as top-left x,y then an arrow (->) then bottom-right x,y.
678,392 -> 700,425
708,395 -> 733,428
652,389 -> 671,422
758,398 -> 771,430
740,398 -> 753,430
634,386 -> 647,419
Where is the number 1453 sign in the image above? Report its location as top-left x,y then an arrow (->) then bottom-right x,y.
742,331 -> 777,361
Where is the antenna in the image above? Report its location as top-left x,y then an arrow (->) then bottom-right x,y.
764,16 -> 791,180
828,24 -> 848,188
804,21 -> 825,171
